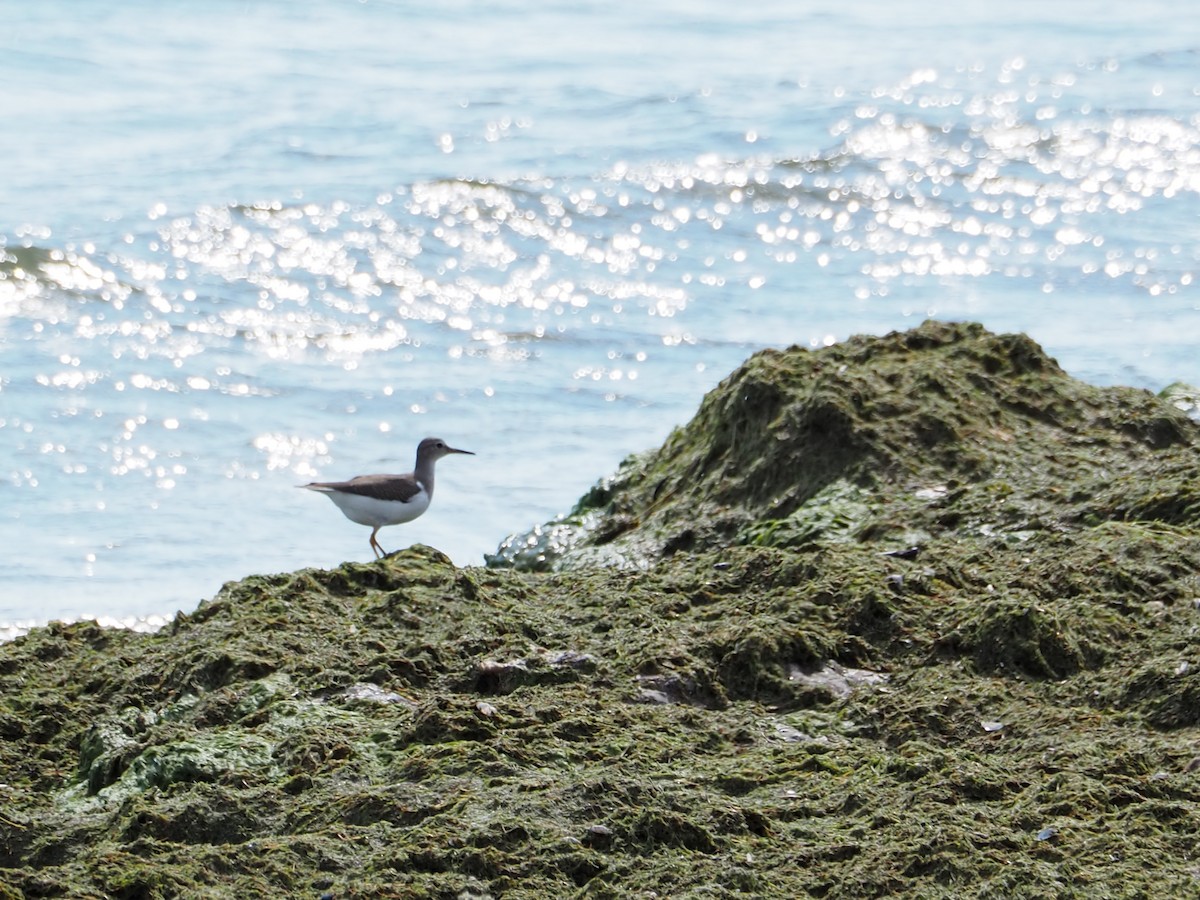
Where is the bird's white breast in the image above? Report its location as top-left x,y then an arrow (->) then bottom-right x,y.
319,486 -> 431,527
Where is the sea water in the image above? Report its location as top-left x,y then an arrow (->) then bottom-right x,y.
3,0 -> 1199,633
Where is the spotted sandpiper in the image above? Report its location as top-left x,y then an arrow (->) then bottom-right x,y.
299,437 -> 474,558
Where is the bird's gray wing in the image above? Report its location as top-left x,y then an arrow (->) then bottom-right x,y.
310,474 -> 423,503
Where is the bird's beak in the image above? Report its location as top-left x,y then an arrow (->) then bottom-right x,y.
447,446 -> 475,456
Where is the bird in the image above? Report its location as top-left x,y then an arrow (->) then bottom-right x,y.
299,436 -> 474,558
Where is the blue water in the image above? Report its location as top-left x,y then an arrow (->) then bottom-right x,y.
3,1 -> 1199,634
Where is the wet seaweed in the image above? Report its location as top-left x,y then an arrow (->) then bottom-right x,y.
3,321 -> 1200,897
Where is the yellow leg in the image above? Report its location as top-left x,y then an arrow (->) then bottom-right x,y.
369,527 -> 385,558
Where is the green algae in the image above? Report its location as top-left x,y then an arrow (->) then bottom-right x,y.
494,320 -> 1199,573
3,321 -> 1200,897
739,478 -> 876,549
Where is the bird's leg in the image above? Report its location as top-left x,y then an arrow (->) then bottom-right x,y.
369,527 -> 385,559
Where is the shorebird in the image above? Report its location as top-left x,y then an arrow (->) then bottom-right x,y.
299,437 -> 474,558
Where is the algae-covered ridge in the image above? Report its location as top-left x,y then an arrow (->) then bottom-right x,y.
4,320 -> 1200,898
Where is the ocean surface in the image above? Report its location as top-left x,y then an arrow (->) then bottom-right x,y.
3,1 -> 1199,635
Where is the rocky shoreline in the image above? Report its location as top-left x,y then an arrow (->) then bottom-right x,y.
3,321 -> 1200,897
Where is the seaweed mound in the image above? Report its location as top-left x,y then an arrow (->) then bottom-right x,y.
489,319 -> 1199,570
3,321 -> 1200,898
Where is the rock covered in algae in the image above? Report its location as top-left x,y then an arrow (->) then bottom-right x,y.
489,319 -> 1200,571
2,320 -> 1200,898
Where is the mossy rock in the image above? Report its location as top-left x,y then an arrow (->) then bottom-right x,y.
957,594 -> 1112,679
493,319 -> 1199,571
3,323 -> 1200,897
